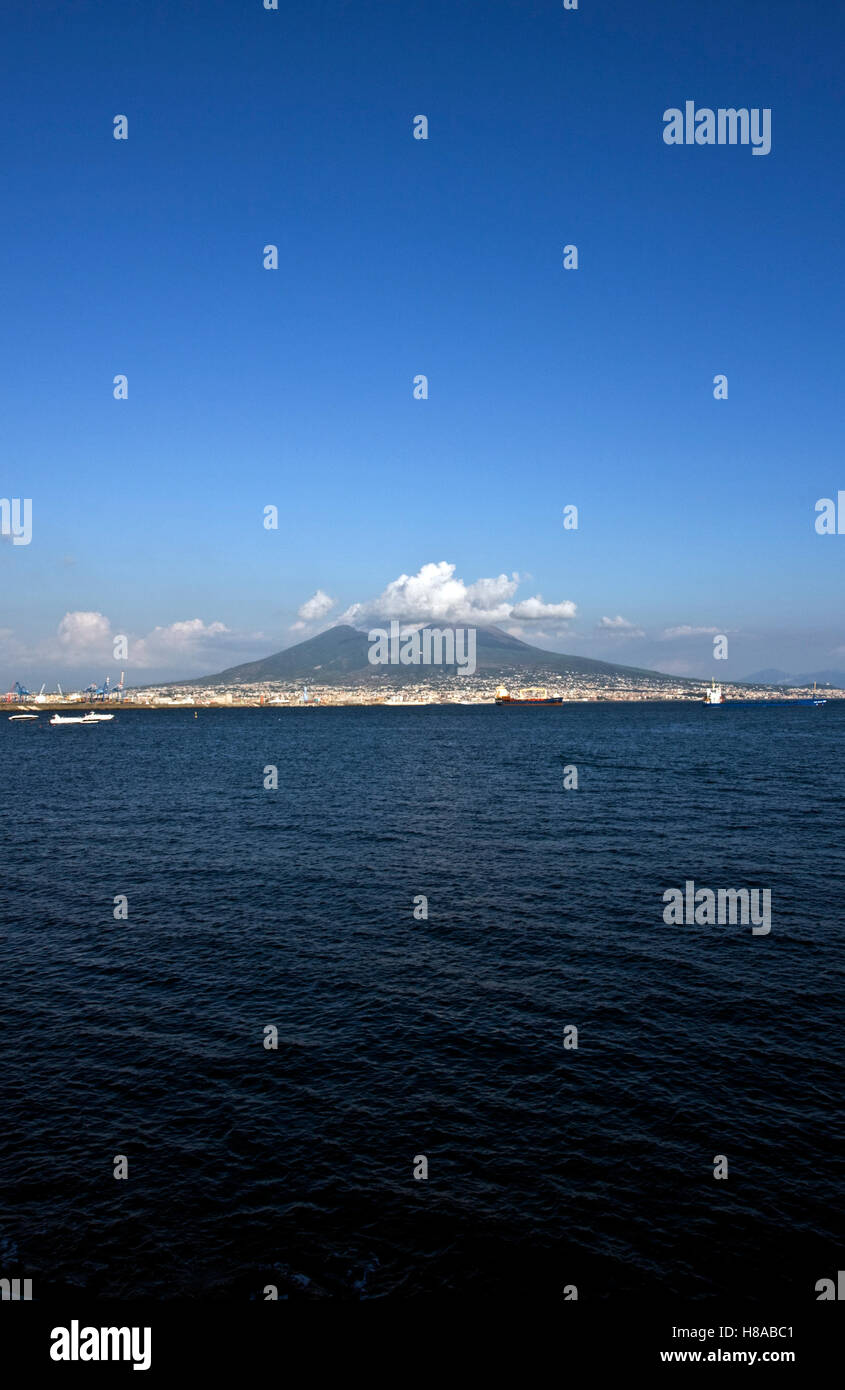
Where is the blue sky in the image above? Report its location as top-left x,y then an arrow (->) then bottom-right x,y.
1,0 -> 843,684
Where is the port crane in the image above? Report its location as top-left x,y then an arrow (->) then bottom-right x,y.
83,676 -> 111,701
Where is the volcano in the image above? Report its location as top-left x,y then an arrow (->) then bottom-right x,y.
185,624 -> 688,687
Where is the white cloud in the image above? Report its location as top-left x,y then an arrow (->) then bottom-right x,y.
298,589 -> 336,621
337,561 -> 575,628
132,618 -> 231,667
505,625 -> 558,641
7,611 -> 246,677
597,615 -> 645,638
661,624 -> 720,640
57,610 -> 112,651
511,596 -> 576,621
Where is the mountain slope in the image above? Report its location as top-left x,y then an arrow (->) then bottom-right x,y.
183,624 -> 692,686
744,668 -> 845,688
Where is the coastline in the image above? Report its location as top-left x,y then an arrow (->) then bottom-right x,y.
7,692 -> 842,713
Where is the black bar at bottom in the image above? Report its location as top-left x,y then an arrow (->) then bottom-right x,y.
1,1301 -> 841,1377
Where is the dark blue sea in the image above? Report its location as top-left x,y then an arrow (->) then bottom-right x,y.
2,702 -> 843,1300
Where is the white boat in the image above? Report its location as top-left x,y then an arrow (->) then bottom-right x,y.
82,712 -> 114,722
50,714 -> 95,724
9,714 -> 39,720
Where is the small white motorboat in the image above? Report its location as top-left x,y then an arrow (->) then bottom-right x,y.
9,714 -> 39,720
50,714 -> 94,724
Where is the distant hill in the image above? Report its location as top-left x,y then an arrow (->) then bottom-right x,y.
744,668 -> 845,688
181,624 -> 695,687
744,669 -> 796,685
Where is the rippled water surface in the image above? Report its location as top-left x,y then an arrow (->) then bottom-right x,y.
2,703 -> 843,1298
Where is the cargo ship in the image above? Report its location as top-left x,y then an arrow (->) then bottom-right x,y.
495,685 -> 564,705
703,682 -> 826,708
